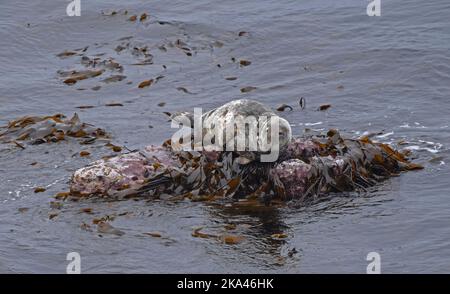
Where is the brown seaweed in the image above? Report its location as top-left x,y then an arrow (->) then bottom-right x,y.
138,79 -> 153,88
0,113 -> 110,146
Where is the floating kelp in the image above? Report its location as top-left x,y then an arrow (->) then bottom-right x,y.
56,51 -> 79,59
70,128 -> 422,205
176,87 -> 192,94
59,69 -> 105,85
271,233 -> 288,239
105,143 -> 123,152
269,130 -> 423,201
48,212 -> 59,220
299,97 -> 306,110
105,103 -> 124,107
76,105 -> 95,109
97,221 -> 125,236
58,55 -> 125,86
240,86 -> 257,93
79,151 -> 90,157
34,187 -> 46,193
144,232 -> 162,238
0,113 -> 109,146
139,13 -> 148,22
220,235 -> 244,245
239,60 -> 251,66
100,9 -> 129,17
18,207 -> 30,213
191,227 -> 244,245
53,13 -> 243,96
138,79 -> 153,88
80,208 -> 93,214
276,104 -> 293,112
318,104 -> 331,111
101,75 -> 127,83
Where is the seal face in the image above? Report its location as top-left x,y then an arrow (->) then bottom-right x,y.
201,99 -> 292,155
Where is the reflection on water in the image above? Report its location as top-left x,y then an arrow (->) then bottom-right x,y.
207,201 -> 293,262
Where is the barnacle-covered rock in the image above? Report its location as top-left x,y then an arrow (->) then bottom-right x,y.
69,129 -> 422,202
70,145 -> 181,198
270,159 -> 316,199
269,131 -> 423,201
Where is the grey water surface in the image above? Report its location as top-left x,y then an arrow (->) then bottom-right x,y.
0,0 -> 449,273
